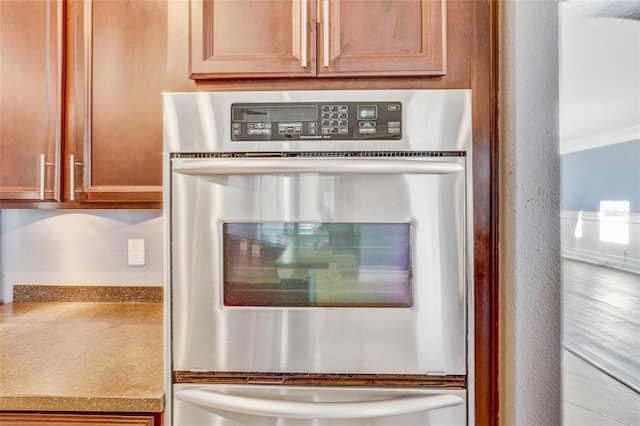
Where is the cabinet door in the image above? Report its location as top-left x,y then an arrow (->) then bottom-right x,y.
66,0 -> 166,203
318,0 -> 446,77
190,0 -> 316,79
0,412 -> 156,425
0,0 -> 63,201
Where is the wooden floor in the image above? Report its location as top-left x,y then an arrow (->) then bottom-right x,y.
562,259 -> 640,425
563,350 -> 640,425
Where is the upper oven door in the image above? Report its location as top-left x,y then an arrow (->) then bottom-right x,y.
170,155 -> 470,375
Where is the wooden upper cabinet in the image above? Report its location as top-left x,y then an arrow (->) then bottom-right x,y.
320,0 -> 446,77
190,0 -> 446,79
0,0 -> 63,201
2,0 -> 185,206
65,0 -> 166,203
190,0 -> 316,78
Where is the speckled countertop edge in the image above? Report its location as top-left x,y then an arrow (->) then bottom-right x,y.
0,395 -> 165,413
12,285 -> 163,303
0,300 -> 164,413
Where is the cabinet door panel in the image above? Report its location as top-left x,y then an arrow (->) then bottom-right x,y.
67,0 -> 164,202
0,0 -> 62,201
320,0 -> 446,77
190,0 -> 315,78
0,412 -> 156,425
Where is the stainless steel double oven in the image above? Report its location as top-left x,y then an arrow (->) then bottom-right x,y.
164,90 -> 474,425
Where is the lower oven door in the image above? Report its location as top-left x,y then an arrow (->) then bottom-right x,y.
170,155 -> 470,375
173,384 -> 467,426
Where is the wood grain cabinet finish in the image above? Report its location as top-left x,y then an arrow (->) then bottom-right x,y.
190,0 -> 446,79
65,0 -> 167,203
0,0 -> 64,201
1,0 -> 187,206
0,413 -> 158,425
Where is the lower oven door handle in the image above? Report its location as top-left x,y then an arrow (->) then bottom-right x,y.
174,388 -> 464,419
172,157 -> 464,175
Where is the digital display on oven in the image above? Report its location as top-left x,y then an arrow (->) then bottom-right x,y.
222,222 -> 412,308
233,105 -> 318,123
357,105 -> 378,120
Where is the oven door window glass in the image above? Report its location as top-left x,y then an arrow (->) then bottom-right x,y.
223,223 -> 412,307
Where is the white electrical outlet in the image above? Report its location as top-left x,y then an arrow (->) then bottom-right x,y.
128,239 -> 145,266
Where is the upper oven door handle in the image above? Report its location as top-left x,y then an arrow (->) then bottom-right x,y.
172,157 -> 464,175
174,388 -> 464,419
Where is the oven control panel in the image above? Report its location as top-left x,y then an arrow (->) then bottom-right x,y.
230,102 -> 402,141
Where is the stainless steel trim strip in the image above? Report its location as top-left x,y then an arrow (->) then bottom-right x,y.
172,157 -> 464,175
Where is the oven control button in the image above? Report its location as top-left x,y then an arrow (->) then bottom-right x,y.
387,121 -> 401,134
278,123 -> 303,134
249,129 -> 271,135
387,104 -> 401,111
359,122 -> 376,134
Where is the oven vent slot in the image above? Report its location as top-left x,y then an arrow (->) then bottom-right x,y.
294,151 -> 465,158
171,151 -> 465,159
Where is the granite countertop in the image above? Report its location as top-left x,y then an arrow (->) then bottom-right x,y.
0,300 -> 164,413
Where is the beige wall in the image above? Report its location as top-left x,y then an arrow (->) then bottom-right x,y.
499,0 -> 562,424
0,209 -> 162,303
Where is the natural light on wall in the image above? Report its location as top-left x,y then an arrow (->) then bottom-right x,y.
599,200 -> 630,245
574,210 -> 583,238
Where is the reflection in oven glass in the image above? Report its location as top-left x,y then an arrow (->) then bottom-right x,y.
223,223 -> 412,307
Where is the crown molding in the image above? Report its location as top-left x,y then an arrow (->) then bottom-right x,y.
560,123 -> 640,154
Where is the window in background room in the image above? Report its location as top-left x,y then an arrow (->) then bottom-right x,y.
599,200 -> 630,245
